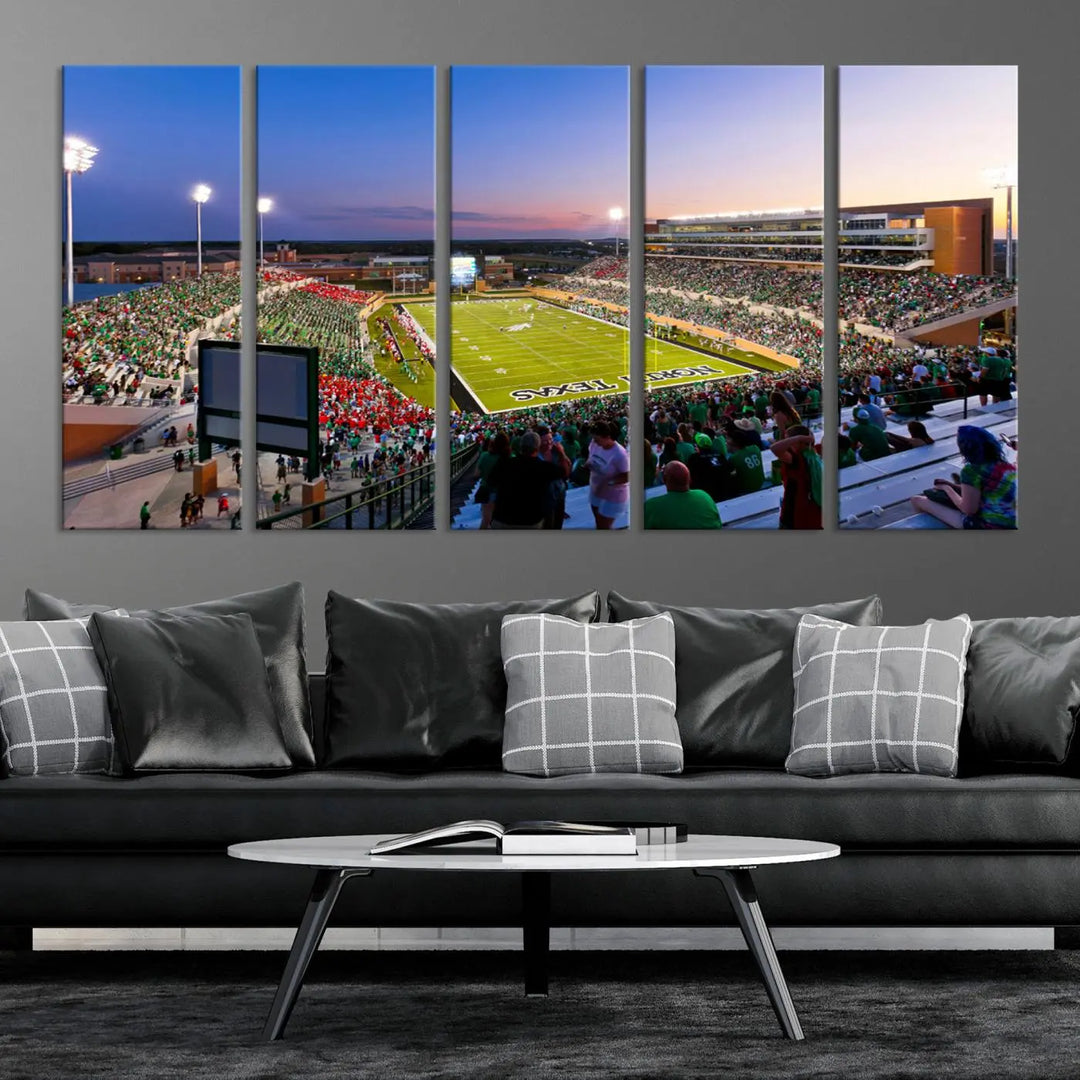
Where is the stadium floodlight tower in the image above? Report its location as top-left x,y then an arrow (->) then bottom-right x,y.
63,136 -> 98,308
257,197 -> 273,269
192,184 -> 212,277
609,206 -> 624,258
981,165 -> 1017,279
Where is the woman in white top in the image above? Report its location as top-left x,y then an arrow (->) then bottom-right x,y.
585,420 -> 630,530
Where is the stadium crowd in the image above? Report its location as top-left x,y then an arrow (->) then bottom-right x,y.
454,394 -> 630,529
255,287 -> 434,495
62,272 -> 242,403
575,255 -> 1016,334
561,275 -> 824,365
837,268 -> 1016,332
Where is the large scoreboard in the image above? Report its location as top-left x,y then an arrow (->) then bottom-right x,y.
450,256 -> 477,288
197,339 -> 321,478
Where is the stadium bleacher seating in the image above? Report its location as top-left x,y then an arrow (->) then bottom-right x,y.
839,396 -> 1016,529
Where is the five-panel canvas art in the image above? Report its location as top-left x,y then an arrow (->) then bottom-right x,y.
61,65 -> 1017,532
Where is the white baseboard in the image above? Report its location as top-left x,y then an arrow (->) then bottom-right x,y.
31,926 -> 1055,952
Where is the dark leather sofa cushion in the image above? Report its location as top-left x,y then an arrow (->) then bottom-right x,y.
88,610 -> 291,774
607,594 -> 883,768
4,769 -> 1080,850
323,591 -> 601,771
24,584 -> 315,768
960,616 -> 1080,772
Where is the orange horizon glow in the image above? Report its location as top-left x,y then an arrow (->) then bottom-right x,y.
841,66 -> 1017,239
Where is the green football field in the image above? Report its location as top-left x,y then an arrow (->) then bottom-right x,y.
404,297 -> 765,414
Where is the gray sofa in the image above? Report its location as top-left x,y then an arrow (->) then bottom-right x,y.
4,675 -> 1080,941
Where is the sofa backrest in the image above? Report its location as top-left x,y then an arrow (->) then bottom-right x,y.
308,674 -> 326,764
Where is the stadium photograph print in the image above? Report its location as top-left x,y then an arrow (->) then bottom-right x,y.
61,66 -> 241,530
255,66 -> 436,531
450,65 -> 630,531
643,66 -> 825,530
837,66 -> 1018,531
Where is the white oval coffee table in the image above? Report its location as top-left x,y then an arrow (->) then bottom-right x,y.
229,833 -> 840,1042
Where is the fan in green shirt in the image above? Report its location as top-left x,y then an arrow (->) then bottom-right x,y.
674,438 -> 698,464
729,443 -> 766,494
982,352 -> 1011,383
644,461 -> 722,530
837,434 -> 858,469
848,411 -> 891,461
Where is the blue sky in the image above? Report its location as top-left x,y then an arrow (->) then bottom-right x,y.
63,66 -> 240,241
452,66 -> 629,239
647,66 -> 823,218
258,66 -> 434,241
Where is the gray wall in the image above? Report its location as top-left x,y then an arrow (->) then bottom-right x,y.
1,0 -> 1073,657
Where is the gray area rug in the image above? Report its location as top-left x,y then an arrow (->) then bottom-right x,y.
1,949 -> 1077,1079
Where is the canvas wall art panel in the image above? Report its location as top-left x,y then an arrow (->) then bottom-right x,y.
837,66 -> 1018,531
255,66 -> 436,530
643,66 -> 825,530
61,66 -> 242,530
450,65 -> 630,531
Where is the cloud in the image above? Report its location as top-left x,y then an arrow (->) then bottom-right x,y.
452,210 -> 553,225
360,205 -> 434,221
303,210 -> 361,223
300,205 -> 433,223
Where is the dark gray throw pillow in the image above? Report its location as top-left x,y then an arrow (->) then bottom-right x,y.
88,610 -> 291,774
25,584 -> 314,768
606,592 -> 883,768
324,590 -> 602,770
960,616 -> 1080,773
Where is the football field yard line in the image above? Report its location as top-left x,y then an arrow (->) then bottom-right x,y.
455,300 -> 626,404
405,298 -> 764,414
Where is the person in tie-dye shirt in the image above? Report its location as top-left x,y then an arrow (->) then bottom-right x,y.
909,424 -> 1016,529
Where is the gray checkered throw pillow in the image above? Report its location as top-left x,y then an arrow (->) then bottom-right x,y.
501,612 -> 682,777
786,613 -> 973,778
0,619 -> 118,776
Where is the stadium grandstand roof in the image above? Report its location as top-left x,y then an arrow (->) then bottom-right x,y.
659,207 -> 823,224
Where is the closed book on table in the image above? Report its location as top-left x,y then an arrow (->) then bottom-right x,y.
500,826 -> 636,855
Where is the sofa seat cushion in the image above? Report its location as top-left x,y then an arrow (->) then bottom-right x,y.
3,771 -> 1080,850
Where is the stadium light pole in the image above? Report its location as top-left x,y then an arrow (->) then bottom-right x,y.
192,184 -> 212,277
981,166 -> 1017,279
63,136 -> 98,308
257,197 -> 273,270
609,206 -> 624,258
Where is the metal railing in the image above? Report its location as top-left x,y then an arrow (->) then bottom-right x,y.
841,381 -> 976,421
256,442 -> 479,530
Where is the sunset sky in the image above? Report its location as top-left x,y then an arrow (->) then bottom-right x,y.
647,66 -> 823,219
841,66 -> 1018,237
64,66 -> 240,241
452,66 -> 628,239
64,65 -> 1017,243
